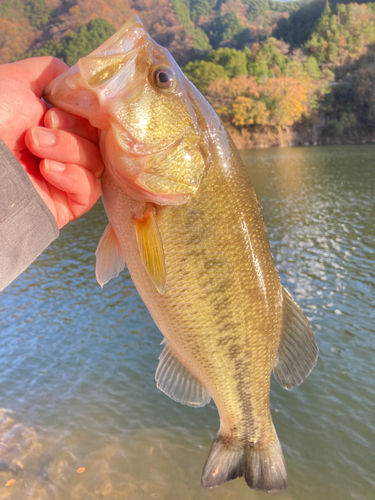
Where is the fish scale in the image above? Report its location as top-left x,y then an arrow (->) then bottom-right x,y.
101,140 -> 281,446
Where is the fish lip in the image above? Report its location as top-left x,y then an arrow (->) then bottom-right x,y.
43,16 -> 147,113
90,15 -> 145,57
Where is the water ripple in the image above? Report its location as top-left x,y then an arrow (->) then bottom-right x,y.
0,145 -> 374,499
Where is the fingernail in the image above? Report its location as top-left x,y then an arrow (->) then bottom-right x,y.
32,128 -> 56,147
44,160 -> 66,172
50,109 -> 75,129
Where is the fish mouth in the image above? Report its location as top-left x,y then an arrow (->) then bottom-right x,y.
112,175 -> 194,206
110,119 -> 188,158
43,16 -> 147,127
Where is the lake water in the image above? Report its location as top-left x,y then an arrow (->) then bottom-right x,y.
1,144 -> 374,499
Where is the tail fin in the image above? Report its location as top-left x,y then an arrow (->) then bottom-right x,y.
201,425 -> 288,493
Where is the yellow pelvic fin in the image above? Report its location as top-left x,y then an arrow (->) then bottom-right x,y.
135,205 -> 166,294
95,223 -> 126,288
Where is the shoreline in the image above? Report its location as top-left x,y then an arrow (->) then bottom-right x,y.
229,125 -> 375,150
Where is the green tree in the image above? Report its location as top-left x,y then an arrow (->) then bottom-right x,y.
25,0 -> 52,30
0,0 -> 24,19
329,112 -> 356,134
207,47 -> 248,79
243,0 -> 270,20
314,1 -> 332,36
61,18 -> 116,66
353,67 -> 375,125
169,0 -> 192,29
193,27 -> 212,51
28,39 -> 63,59
247,37 -> 290,79
304,55 -> 321,80
234,28 -> 251,49
305,32 -> 326,64
191,0 -> 219,23
304,2 -> 375,65
170,0 -> 212,51
269,0 -> 301,14
183,60 -> 227,92
209,12 -> 245,49
336,4 -> 349,25
28,18 -> 116,66
273,0 -> 375,48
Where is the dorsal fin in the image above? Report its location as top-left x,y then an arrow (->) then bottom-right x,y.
135,205 -> 166,294
273,287 -> 319,390
155,339 -> 211,407
95,223 -> 126,287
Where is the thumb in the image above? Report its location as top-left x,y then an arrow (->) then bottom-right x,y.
1,57 -> 68,97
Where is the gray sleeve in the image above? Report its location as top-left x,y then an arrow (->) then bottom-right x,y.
0,138 -> 59,291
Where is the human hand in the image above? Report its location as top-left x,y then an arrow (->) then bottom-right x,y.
0,57 -> 104,229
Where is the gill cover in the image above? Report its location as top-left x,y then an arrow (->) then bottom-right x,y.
44,16 -> 211,206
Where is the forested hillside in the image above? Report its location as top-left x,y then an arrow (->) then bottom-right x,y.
1,0 -> 375,147
0,0 -> 298,65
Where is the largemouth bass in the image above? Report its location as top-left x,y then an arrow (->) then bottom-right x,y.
44,16 -> 318,492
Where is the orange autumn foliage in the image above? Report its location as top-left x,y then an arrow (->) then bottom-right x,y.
0,17 -> 35,64
233,97 -> 269,126
207,74 -> 318,130
263,76 -> 317,128
339,34 -> 347,48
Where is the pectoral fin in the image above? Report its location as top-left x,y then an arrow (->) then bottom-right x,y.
155,339 -> 211,407
95,223 -> 126,287
273,287 -> 319,390
135,205 -> 166,294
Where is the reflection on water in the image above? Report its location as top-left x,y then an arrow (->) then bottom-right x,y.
1,145 -> 374,499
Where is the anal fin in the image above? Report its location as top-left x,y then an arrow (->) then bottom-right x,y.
135,205 -> 166,294
155,339 -> 211,407
273,287 -> 319,390
95,223 -> 126,287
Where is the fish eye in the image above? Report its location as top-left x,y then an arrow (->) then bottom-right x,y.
152,67 -> 175,90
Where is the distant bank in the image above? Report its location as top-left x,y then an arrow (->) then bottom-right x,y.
231,124 -> 375,150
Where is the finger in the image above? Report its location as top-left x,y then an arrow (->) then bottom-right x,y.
40,159 -> 102,224
44,183 -> 71,229
0,57 -> 68,97
25,127 -> 104,178
44,108 -> 99,145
